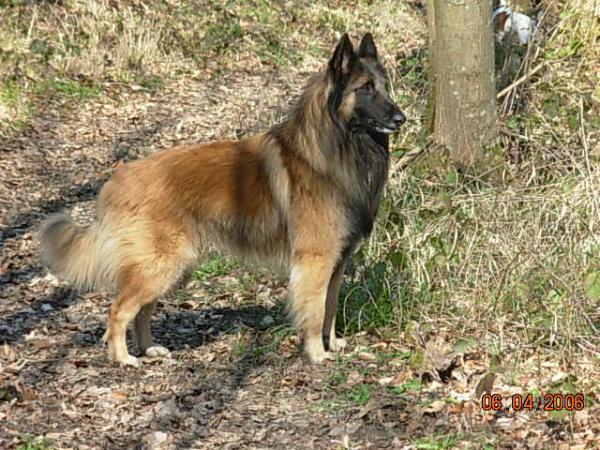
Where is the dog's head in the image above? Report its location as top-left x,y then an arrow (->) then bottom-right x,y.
327,33 -> 405,134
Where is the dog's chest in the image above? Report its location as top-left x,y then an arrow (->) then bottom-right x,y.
347,134 -> 390,240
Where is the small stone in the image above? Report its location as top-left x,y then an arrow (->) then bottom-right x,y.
357,351 -> 376,361
378,376 -> 394,386
261,315 -> 274,327
44,273 -> 60,286
256,287 -> 272,301
41,303 -> 54,312
142,431 -> 168,449
346,371 -> 364,386
152,431 -> 167,444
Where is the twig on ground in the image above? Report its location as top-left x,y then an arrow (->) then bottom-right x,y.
496,62 -> 545,100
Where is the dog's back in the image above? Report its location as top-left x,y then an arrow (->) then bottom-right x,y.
42,136 -> 291,292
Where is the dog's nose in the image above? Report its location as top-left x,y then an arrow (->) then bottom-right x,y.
393,112 -> 406,127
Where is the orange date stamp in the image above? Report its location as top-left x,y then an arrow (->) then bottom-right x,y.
481,393 -> 585,412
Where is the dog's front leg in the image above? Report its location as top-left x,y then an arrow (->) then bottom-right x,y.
289,253 -> 338,363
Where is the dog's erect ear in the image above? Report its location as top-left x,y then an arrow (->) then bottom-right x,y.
328,33 -> 355,81
358,33 -> 378,60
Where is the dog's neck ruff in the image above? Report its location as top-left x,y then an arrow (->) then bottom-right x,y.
266,71 -> 391,242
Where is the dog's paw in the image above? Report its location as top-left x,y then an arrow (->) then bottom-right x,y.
329,337 -> 347,353
145,345 -> 171,358
118,354 -> 141,367
306,349 -> 334,364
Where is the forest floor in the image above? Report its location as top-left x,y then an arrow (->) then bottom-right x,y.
1,1 -> 599,449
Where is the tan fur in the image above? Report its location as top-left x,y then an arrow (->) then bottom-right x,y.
39,34 -> 397,366
40,103 -> 352,365
339,92 -> 356,121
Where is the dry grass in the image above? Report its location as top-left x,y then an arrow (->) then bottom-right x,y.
0,0 -> 425,125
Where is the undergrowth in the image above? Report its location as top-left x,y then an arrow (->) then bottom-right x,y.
345,0 -> 599,388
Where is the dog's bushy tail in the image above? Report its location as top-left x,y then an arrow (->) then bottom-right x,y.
39,213 -> 116,291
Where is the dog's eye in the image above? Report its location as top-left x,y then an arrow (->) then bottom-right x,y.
357,81 -> 374,94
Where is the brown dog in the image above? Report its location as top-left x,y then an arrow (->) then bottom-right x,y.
39,33 -> 405,366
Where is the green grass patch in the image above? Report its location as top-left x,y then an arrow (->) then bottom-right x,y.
17,436 -> 52,450
414,434 -> 460,450
388,378 -> 422,396
194,255 -> 238,281
230,321 -> 290,361
35,79 -> 101,101
338,261 -> 393,334
349,383 -> 372,406
0,81 -> 20,107
328,368 -> 349,387
0,81 -> 35,127
204,14 -> 243,55
338,256 -> 429,336
259,37 -> 302,67
377,348 -> 412,364
139,76 -> 165,92
315,397 -> 352,417
250,323 -> 291,359
242,0 -> 277,25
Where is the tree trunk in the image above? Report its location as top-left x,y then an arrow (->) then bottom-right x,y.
428,0 -> 498,168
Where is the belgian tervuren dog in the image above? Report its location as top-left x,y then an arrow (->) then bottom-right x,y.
39,33 -> 406,366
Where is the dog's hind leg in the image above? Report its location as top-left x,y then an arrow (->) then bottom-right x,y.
105,292 -> 153,367
134,300 -> 170,357
323,259 -> 348,353
105,263 -> 177,366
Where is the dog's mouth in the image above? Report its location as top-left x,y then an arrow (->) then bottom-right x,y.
373,124 -> 396,134
368,119 -> 399,134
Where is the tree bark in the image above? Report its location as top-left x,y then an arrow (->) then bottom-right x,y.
428,0 -> 498,167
